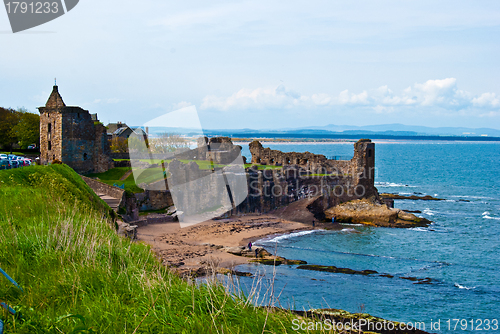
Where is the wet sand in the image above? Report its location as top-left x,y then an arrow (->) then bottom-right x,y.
136,214 -> 313,276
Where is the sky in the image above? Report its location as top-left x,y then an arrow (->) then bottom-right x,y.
1,0 -> 500,130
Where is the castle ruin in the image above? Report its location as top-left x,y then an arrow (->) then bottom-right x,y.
38,85 -> 113,174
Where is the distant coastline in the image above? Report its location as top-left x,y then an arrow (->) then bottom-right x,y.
210,132 -> 500,142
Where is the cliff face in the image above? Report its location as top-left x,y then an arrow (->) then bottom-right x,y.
226,164 -> 378,218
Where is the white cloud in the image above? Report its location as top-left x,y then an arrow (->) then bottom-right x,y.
172,101 -> 193,110
200,78 -> 500,114
472,92 -> 500,107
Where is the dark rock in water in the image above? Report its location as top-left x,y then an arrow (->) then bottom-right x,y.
297,264 -> 378,276
458,199 -> 471,202
400,276 -> 435,284
251,256 -> 307,266
405,210 -> 422,213
380,193 -> 445,201
379,273 -> 395,278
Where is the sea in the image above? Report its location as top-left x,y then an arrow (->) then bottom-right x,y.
234,141 -> 500,333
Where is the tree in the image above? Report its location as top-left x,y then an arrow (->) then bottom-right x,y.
148,133 -> 189,153
12,109 -> 40,149
0,107 -> 20,152
110,137 -> 129,153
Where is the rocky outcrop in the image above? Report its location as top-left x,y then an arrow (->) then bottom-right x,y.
325,198 -> 432,228
380,193 -> 444,201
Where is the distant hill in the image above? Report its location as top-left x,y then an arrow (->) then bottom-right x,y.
293,123 -> 500,137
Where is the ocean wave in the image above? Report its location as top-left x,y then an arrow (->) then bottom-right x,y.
263,230 -> 318,243
340,228 -> 359,233
482,215 -> 500,220
455,283 -> 475,290
450,195 -> 495,200
423,208 -> 435,216
375,182 -> 416,188
481,211 -> 500,220
409,227 -> 429,232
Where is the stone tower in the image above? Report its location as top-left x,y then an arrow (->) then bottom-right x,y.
352,139 -> 376,197
38,85 -> 113,174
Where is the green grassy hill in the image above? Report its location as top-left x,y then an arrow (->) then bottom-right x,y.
0,165 -> 299,333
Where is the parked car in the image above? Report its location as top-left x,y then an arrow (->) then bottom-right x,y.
0,154 -> 7,160
21,158 -> 32,166
7,154 -> 18,160
10,160 -> 20,168
0,159 -> 11,170
27,144 -> 37,149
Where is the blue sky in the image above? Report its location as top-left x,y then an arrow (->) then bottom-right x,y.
1,0 -> 500,129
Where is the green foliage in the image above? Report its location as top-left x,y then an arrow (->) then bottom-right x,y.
244,164 -> 283,170
0,107 -> 40,151
13,110 -> 40,149
0,164 -> 300,333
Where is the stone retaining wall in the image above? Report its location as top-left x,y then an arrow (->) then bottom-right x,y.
81,175 -> 126,205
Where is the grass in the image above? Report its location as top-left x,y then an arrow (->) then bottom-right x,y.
86,167 -> 144,194
0,164 -> 303,333
88,159 -> 227,194
244,164 -> 283,170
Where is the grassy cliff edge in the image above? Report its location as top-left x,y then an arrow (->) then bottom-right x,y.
0,165 -> 298,333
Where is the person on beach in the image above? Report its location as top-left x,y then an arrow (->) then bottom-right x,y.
312,220 -> 315,227
255,248 -> 259,258
248,241 -> 252,250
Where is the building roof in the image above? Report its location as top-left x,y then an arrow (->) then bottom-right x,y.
113,127 -> 132,136
45,85 -> 66,108
132,127 -> 147,136
106,122 -> 128,134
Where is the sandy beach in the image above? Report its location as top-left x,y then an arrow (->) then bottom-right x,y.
136,214 -> 314,276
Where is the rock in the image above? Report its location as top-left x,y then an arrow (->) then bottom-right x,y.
380,193 -> 445,201
325,198 -> 432,228
297,264 -> 378,276
226,247 -> 244,255
116,221 -> 137,239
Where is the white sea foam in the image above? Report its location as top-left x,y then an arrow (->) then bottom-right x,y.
455,283 -> 475,290
482,211 -> 490,216
410,227 -> 429,232
423,208 -> 435,216
264,230 -> 317,243
483,215 -> 500,220
451,195 -> 495,200
341,228 -> 358,233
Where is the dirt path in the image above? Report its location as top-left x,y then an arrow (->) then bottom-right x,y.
119,169 -> 133,181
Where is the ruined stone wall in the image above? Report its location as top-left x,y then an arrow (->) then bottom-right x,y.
39,111 -> 63,164
60,108 -> 97,174
81,175 -> 126,202
93,123 -> 114,173
249,139 -> 376,199
227,166 -> 365,217
123,138 -> 377,219
134,190 -> 174,211
249,141 -> 329,169
175,136 -> 244,164
38,85 -> 113,174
